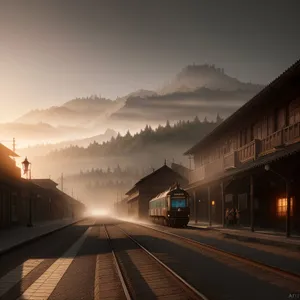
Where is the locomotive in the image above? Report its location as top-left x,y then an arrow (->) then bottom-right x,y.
149,183 -> 190,227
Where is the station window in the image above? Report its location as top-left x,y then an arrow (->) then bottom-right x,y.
276,197 -> 294,217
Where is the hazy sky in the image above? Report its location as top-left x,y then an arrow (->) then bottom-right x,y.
0,0 -> 299,122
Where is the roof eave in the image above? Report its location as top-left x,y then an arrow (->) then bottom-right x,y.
125,185 -> 137,196
183,148 -> 195,156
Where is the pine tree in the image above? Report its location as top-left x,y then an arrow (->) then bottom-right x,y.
193,116 -> 200,123
216,113 -> 223,124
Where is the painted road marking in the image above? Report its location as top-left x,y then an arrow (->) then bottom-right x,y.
18,227 -> 91,300
0,259 -> 44,297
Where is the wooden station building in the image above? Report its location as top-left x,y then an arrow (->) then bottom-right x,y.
184,59 -> 300,236
125,162 -> 188,220
0,143 -> 86,229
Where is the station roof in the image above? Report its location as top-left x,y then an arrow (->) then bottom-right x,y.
30,179 -> 58,190
0,143 -> 19,157
184,59 -> 300,156
126,164 -> 185,195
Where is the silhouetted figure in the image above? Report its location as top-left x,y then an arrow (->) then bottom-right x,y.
225,208 -> 230,227
235,208 -> 240,226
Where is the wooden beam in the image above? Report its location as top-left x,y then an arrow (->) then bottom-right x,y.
208,186 -> 211,226
193,190 -> 197,224
221,182 -> 225,227
250,174 -> 254,232
286,182 -> 291,238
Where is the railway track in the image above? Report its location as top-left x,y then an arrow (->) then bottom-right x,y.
102,223 -> 208,300
128,221 -> 300,285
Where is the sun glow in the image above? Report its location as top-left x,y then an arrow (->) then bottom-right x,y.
90,209 -> 109,216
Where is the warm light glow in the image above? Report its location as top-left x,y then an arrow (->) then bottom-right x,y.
212,200 -> 215,206
276,197 -> 293,217
90,209 -> 109,216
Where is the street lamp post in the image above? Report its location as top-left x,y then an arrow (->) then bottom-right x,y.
264,164 -> 291,238
22,157 -> 33,227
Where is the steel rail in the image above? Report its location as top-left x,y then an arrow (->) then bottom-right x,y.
130,221 -> 300,283
115,224 -> 209,300
103,224 -> 132,300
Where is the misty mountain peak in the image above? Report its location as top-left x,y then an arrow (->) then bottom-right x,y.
63,96 -> 113,112
159,63 -> 264,94
178,64 -> 226,78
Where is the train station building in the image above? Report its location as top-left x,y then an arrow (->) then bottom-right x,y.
184,59 -> 300,237
0,143 -> 86,229
125,162 -> 188,220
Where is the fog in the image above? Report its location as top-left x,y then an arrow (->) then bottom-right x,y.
25,144 -> 191,209
5,63 -> 265,212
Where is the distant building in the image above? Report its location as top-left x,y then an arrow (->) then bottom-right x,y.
0,143 -> 25,228
125,162 -> 188,220
30,179 -> 86,221
115,196 -> 129,218
184,59 -> 300,235
171,163 -> 190,181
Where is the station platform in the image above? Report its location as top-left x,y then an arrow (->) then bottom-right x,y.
0,218 -> 84,255
189,221 -> 300,250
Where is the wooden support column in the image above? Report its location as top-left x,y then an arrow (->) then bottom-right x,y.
193,190 -> 197,223
208,186 -> 211,226
250,175 -> 254,232
286,182 -> 291,238
221,182 -> 225,227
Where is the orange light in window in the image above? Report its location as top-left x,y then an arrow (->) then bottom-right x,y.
276,197 -> 293,217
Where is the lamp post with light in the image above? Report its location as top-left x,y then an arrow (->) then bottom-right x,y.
264,164 -> 291,237
22,157 -> 33,227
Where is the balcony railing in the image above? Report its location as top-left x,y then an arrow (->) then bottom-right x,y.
189,120 -> 300,185
283,121 -> 300,144
224,151 -> 238,170
261,130 -> 283,153
237,139 -> 260,163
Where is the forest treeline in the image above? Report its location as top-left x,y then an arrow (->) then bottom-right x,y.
66,164 -> 145,183
63,165 -> 147,204
49,115 -> 223,158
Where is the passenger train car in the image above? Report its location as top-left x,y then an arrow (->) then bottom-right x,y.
149,184 -> 190,227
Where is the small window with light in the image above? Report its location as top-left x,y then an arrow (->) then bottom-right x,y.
276,197 -> 294,217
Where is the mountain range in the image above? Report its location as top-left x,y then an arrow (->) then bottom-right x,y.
16,128 -> 118,157
3,64 -> 264,147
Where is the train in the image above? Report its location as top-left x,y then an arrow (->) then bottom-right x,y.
149,183 -> 190,227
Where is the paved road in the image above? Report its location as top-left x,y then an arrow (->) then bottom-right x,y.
0,217 -> 298,300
